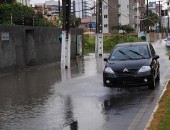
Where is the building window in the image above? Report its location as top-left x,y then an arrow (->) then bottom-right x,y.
127,5 -> 129,9
104,15 -> 108,18
104,24 -> 108,28
103,5 -> 107,9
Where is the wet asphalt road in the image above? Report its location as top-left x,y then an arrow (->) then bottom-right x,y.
0,40 -> 170,130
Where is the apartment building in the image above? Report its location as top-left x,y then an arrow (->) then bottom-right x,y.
16,0 -> 30,6
103,0 -> 145,34
75,0 -> 95,18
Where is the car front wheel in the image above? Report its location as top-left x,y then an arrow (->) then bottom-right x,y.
148,76 -> 155,90
156,69 -> 160,81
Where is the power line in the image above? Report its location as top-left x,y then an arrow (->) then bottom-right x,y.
103,0 -> 156,21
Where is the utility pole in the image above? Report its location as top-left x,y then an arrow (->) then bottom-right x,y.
58,0 -> 61,17
95,0 -> 103,56
82,0 -> 84,18
168,14 -> 169,36
159,1 -> 161,33
61,0 -> 71,69
158,1 -> 162,42
167,2 -> 169,36
146,0 -> 149,33
146,0 -> 150,42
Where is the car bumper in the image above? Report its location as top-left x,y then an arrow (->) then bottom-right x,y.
103,72 -> 152,87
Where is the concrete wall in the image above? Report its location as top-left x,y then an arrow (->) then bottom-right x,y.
0,25 -> 83,73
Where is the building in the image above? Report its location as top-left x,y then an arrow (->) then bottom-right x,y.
102,0 -> 145,34
75,0 -> 95,18
44,0 -> 61,16
16,0 -> 31,6
148,2 -> 162,15
34,0 -> 77,17
80,16 -> 96,34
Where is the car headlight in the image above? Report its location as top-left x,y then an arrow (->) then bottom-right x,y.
104,67 -> 115,74
138,66 -> 151,73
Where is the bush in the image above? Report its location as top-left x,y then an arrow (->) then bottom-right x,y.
84,34 -> 145,53
84,35 -> 95,54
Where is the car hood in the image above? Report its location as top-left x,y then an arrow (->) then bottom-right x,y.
106,59 -> 151,73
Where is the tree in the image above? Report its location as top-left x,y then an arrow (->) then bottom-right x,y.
143,10 -> 159,28
70,15 -> 81,28
0,3 -> 54,26
0,0 -> 16,4
56,15 -> 62,28
112,24 -> 134,33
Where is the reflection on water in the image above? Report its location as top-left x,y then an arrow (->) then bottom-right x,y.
101,87 -> 152,114
0,65 -> 63,130
0,54 -> 105,130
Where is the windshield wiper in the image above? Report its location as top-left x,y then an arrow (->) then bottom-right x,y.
129,50 -> 145,59
118,50 -> 133,59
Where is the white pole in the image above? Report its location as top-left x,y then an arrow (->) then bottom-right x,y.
97,33 -> 103,56
95,0 -> 103,56
61,31 -> 66,68
61,31 -> 71,69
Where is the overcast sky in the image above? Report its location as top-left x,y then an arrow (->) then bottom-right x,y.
30,0 -> 47,5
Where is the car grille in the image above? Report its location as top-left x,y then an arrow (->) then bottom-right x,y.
114,69 -> 138,75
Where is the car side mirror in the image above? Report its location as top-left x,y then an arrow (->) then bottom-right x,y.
104,58 -> 108,62
153,55 -> 159,60
165,39 -> 167,41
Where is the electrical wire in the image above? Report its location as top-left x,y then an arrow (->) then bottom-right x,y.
103,0 -> 158,22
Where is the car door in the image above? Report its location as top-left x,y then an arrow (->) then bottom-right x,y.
149,44 -> 159,79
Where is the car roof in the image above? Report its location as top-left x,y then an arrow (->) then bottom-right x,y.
115,42 -> 149,47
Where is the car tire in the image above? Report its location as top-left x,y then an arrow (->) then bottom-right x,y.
156,70 -> 160,81
148,76 -> 155,90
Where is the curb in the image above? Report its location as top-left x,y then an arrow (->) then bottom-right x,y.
144,80 -> 169,130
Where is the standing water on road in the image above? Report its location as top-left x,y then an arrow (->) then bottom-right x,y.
0,40 -> 170,130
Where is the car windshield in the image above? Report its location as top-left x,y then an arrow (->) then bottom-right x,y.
110,45 -> 150,61
167,37 -> 170,41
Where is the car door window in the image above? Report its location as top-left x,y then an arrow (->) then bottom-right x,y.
149,44 -> 156,57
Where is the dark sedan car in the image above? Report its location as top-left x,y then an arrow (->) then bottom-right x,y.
103,42 -> 160,89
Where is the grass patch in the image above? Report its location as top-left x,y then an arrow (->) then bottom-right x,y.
84,34 -> 144,54
166,51 -> 170,57
148,81 -> 170,130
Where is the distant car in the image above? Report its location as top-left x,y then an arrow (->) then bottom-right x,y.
103,42 -> 160,89
165,37 -> 170,47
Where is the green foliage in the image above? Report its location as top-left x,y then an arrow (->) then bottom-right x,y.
84,35 -> 95,53
70,15 -> 81,28
84,34 -> 144,53
0,3 -> 54,26
143,10 -> 159,27
56,15 -> 62,28
34,12 -> 53,26
166,51 -> 170,56
112,24 -> 134,33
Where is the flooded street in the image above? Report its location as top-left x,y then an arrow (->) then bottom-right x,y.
0,41 -> 170,130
